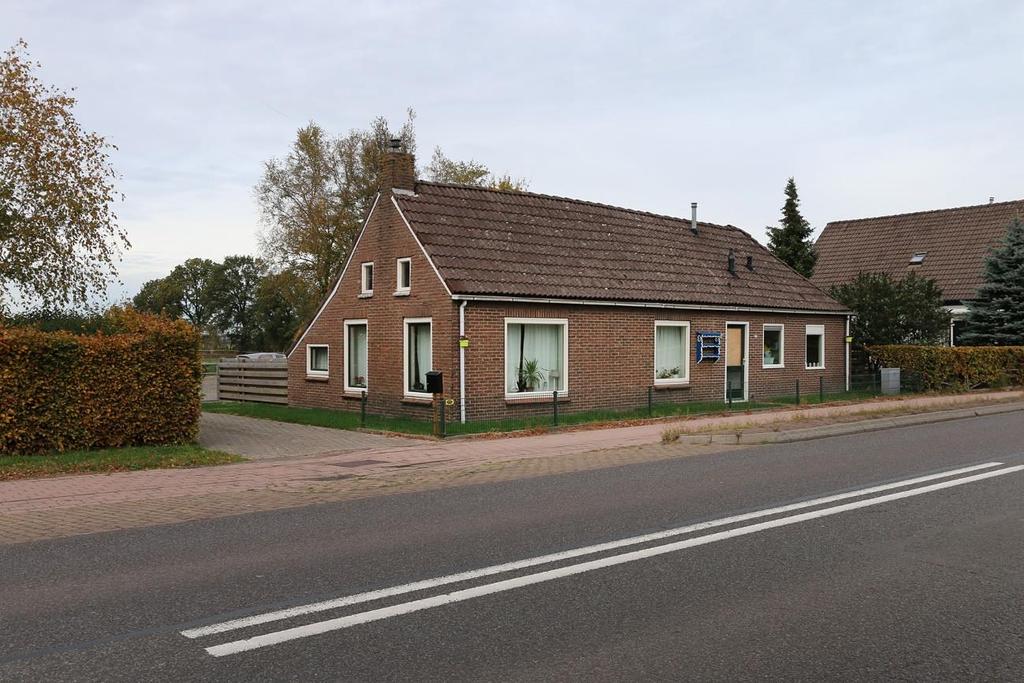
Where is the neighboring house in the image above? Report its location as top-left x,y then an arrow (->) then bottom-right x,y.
813,199 -> 1024,344
288,144 -> 850,421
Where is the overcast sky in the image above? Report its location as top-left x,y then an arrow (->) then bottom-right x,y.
8,0 -> 1024,302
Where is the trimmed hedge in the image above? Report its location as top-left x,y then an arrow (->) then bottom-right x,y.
0,308 -> 202,455
867,345 -> 1024,391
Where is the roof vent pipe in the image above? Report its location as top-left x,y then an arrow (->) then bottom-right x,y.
728,249 -> 736,274
690,202 -> 698,235
990,196 -> 995,204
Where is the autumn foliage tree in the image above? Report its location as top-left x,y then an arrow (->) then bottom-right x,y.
0,40 -> 128,315
256,110 -> 524,305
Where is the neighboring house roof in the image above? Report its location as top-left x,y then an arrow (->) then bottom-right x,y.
394,182 -> 845,313
813,199 -> 1024,303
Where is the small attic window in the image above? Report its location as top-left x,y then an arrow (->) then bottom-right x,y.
909,252 -> 927,265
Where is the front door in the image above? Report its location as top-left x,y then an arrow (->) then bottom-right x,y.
726,324 -> 746,401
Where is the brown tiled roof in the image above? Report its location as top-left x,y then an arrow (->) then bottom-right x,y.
813,199 -> 1024,303
394,182 -> 846,312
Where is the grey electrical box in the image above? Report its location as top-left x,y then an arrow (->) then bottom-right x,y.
880,367 -> 901,395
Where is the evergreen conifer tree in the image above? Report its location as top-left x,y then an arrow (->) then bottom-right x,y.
962,217 -> 1024,345
766,177 -> 817,278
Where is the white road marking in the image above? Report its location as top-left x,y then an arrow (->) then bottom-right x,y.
182,462 -> 1001,640
202,463 -> 1023,657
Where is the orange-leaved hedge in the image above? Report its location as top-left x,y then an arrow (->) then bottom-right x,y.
0,308 -> 202,455
866,345 -> 1024,391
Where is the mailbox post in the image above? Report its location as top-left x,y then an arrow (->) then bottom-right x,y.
426,371 -> 444,437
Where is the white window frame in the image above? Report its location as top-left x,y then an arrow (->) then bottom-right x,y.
503,317 -> 569,399
762,323 -> 785,369
306,344 -> 329,378
343,319 -> 368,393
360,262 -> 374,296
653,320 -> 690,385
403,317 -> 433,398
805,324 -> 825,369
395,257 -> 411,295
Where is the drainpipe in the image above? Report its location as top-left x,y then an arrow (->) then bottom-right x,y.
459,300 -> 467,424
845,315 -> 851,392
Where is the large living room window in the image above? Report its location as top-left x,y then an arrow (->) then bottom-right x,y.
654,321 -> 689,384
404,318 -> 432,397
805,324 -> 825,369
505,318 -> 568,396
344,320 -> 367,391
763,324 -> 784,368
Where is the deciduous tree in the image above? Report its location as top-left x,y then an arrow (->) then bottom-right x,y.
0,40 -> 128,314
830,272 -> 948,345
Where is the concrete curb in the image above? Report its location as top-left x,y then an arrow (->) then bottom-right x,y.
672,401 -> 1024,445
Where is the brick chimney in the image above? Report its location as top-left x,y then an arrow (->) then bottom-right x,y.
381,138 -> 416,193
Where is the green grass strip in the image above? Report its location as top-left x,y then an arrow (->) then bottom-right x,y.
0,444 -> 244,481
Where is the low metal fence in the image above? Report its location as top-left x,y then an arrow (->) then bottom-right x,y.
346,369 -> 933,437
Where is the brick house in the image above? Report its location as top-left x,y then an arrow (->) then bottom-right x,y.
813,199 -> 1024,345
288,145 -> 850,421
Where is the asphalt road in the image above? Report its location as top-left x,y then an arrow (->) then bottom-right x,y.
2,412 -> 1023,681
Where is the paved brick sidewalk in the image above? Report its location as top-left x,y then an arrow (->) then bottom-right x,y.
1,390 -> 1020,544
199,413 -> 421,460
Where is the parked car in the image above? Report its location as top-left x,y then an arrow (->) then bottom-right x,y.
235,352 -> 286,362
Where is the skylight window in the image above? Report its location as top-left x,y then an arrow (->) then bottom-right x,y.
909,252 -> 927,265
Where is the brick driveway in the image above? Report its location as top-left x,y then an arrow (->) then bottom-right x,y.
199,412 -> 421,460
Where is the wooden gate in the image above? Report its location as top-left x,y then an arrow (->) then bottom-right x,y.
216,359 -> 288,404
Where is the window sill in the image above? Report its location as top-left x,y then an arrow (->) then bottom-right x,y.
402,395 -> 433,405
343,389 -> 367,399
393,290 -> 410,297
358,292 -> 373,298
305,374 -> 329,382
763,364 -> 785,370
805,366 -> 825,371
653,382 -> 691,391
505,394 -> 570,405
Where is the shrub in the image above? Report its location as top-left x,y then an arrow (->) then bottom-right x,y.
0,307 -> 201,455
866,345 -> 1024,391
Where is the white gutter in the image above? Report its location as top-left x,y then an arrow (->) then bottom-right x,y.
459,300 -> 467,424
450,294 -> 850,317
845,315 -> 851,392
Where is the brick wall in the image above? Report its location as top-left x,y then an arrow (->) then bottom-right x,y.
459,303 -> 847,420
287,192 -> 457,419
288,192 -> 848,421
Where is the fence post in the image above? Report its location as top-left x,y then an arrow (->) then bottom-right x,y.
360,390 -> 367,426
874,370 -> 879,395
727,385 -> 733,410
795,379 -> 801,406
819,375 -> 824,403
647,386 -> 653,417
439,399 -> 446,438
552,390 -> 559,427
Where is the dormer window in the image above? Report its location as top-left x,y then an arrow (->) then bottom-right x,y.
360,262 -> 374,296
909,252 -> 927,265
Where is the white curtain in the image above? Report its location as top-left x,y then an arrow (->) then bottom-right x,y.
348,325 -> 367,387
655,326 -> 685,379
506,323 -> 564,392
407,322 -> 431,392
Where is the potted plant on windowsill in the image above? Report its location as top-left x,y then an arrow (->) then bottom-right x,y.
516,359 -> 544,392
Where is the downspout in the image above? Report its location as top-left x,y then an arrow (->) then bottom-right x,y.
845,315 -> 851,392
459,300 -> 467,424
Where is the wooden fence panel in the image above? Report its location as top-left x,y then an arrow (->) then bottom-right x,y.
217,359 -> 288,404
